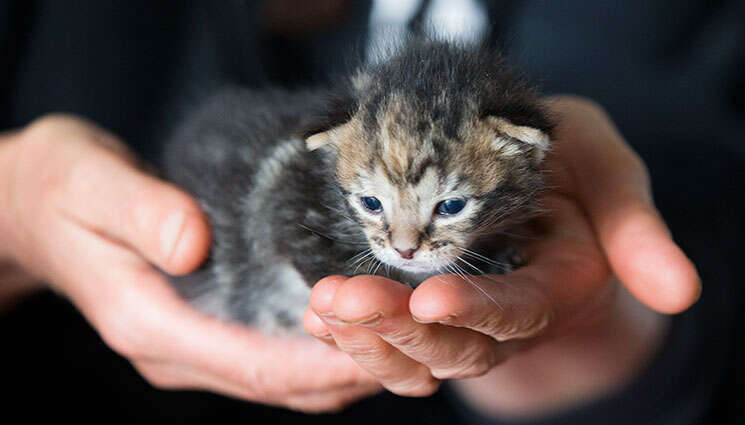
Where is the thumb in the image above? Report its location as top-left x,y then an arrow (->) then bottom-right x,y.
48,125 -> 211,275
547,96 -> 701,314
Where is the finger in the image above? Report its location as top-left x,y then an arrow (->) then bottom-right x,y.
303,307 -> 337,347
55,140 -> 211,275
331,275 -> 506,379
141,292 -> 379,398
282,383 -> 384,413
46,218 -> 376,400
134,359 -> 381,413
311,276 -> 440,397
546,96 -> 700,313
18,115 -> 211,275
411,195 -> 610,341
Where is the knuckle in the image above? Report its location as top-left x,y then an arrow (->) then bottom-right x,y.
98,322 -> 148,359
60,157 -> 102,199
23,113 -> 129,159
20,114 -> 94,156
473,298 -> 553,341
471,311 -> 505,336
234,364 -> 272,397
95,300 -> 161,360
339,340 -> 390,364
386,327 -> 430,350
506,310 -> 553,340
136,365 -> 182,390
388,376 -> 440,397
432,347 -> 497,380
96,282 -> 169,360
23,113 -> 80,138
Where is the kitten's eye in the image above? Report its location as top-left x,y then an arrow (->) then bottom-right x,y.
361,196 -> 383,212
436,199 -> 466,215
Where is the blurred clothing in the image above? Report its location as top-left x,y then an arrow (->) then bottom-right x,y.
1,1 -> 743,424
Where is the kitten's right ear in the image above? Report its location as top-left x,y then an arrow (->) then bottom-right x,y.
482,116 -> 552,162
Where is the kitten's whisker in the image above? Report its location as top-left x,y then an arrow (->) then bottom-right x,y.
321,203 -> 355,222
348,253 -> 375,270
353,253 -> 377,275
372,260 -> 384,276
457,248 -> 505,267
456,256 -> 486,275
457,257 -> 511,286
347,249 -> 373,264
348,248 -> 370,260
449,262 -> 503,312
367,257 -> 380,275
457,248 -> 510,268
296,223 -> 366,246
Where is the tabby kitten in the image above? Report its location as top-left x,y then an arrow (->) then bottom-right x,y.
163,40 -> 553,333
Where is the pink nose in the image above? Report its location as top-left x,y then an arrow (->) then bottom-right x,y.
395,248 -> 418,259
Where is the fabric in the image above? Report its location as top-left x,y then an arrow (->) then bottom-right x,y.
1,1 -> 743,424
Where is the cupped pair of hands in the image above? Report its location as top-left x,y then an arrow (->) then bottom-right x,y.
0,96 -> 700,413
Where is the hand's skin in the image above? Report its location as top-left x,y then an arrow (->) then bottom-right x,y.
0,115 -> 380,413
305,96 -> 701,412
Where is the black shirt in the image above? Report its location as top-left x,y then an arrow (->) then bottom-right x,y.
2,1 -> 743,424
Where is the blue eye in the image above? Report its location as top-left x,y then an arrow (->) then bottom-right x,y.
436,199 -> 466,215
361,196 -> 383,212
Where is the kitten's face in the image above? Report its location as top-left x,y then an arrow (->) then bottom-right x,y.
346,163 -> 483,273
308,95 -> 548,274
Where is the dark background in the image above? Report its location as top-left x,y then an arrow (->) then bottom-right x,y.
1,1 -> 743,424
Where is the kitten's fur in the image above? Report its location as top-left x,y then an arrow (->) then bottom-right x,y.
163,40 -> 553,333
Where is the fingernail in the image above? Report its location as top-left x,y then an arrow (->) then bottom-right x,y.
161,210 -> 186,263
345,312 -> 383,327
318,312 -> 344,325
412,315 -> 434,324
413,314 -> 456,324
313,332 -> 334,340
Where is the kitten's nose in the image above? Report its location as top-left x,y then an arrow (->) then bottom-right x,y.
395,247 -> 418,260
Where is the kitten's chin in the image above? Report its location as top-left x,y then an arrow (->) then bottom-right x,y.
382,253 -> 439,275
391,262 -> 439,274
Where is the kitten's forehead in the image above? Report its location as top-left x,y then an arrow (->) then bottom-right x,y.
334,94 -> 512,195
367,94 -> 450,186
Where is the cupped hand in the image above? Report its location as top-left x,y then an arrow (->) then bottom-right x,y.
0,115 -> 380,412
305,96 -> 701,399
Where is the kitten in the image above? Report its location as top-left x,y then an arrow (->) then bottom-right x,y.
162,39 -> 553,333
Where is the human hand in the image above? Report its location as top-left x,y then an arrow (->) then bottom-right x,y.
0,115 -> 379,412
303,96 -> 700,400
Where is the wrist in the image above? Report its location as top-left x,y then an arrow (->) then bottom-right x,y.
452,283 -> 669,420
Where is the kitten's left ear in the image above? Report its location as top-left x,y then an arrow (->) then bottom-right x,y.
301,86 -> 358,151
305,130 -> 333,151
484,117 -> 551,162
304,121 -> 355,151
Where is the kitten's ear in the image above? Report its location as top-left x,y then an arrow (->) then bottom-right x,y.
484,117 -> 551,162
300,86 -> 358,151
305,130 -> 333,151
303,121 -> 355,151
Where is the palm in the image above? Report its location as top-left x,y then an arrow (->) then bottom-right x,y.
306,96 -> 701,399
